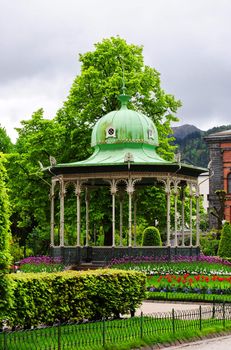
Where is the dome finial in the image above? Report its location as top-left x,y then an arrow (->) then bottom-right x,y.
118,94 -> 131,107
117,56 -> 131,107
122,60 -> 126,95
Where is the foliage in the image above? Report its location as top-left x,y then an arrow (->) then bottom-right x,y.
0,153 -> 12,270
7,109 -> 65,255
61,36 -> 180,161
200,230 -> 220,256
0,154 -> 13,322
218,222 -> 231,258
0,125 -> 13,153
5,269 -> 146,327
142,226 -> 162,246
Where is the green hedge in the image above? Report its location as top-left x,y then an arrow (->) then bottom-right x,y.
218,222 -> 231,258
5,269 -> 146,327
142,226 -> 162,246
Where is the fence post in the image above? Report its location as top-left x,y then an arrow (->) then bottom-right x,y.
102,317 -> 106,347
223,302 -> 225,329
58,321 -> 61,350
172,308 -> 175,334
212,297 -> 215,319
140,312 -> 143,339
199,305 -> 202,331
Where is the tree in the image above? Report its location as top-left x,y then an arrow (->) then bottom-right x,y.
0,125 -> 13,154
58,36 -> 181,161
218,222 -> 231,258
0,153 -> 12,322
7,109 -> 65,255
0,153 -> 12,269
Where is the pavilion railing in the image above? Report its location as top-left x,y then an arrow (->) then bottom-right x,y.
51,246 -> 200,265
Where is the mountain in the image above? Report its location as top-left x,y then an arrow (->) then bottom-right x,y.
172,124 -> 202,140
172,124 -> 231,168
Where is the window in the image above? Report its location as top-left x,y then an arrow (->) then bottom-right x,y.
228,173 -> 231,193
106,127 -> 116,138
148,129 -> 154,139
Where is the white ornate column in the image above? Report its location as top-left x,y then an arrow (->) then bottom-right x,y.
173,180 -> 180,247
189,183 -> 193,246
166,178 -> 171,246
181,185 -> 185,247
111,180 -> 117,247
75,180 -> 82,247
133,195 -> 137,247
50,179 -> 56,247
59,178 -> 65,246
161,177 -> 171,246
119,190 -> 124,247
85,187 -> 90,246
126,178 -> 141,247
195,184 -> 200,246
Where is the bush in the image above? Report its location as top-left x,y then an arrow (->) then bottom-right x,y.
218,222 -> 231,258
142,226 -> 162,246
5,269 -> 146,327
200,230 -> 220,256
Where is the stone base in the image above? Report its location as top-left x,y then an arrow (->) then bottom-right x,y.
50,246 -> 200,265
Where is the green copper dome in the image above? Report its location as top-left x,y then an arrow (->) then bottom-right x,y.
54,94 -> 168,168
91,95 -> 159,147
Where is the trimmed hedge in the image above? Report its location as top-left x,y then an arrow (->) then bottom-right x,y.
218,222 -> 231,258
142,226 -> 162,246
5,269 -> 146,327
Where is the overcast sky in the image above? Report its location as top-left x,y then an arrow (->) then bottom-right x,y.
1,0 -> 231,142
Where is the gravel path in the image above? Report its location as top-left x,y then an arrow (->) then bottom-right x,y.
167,335 -> 231,349
136,301 -> 209,315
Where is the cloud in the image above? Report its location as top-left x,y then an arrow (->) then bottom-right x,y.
0,0 -> 231,140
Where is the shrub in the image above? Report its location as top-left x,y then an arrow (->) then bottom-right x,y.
200,230 -> 220,256
5,269 -> 146,327
218,222 -> 231,258
142,226 -> 162,246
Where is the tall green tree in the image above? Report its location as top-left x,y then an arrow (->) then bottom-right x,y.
57,36 -> 181,162
0,153 -> 12,269
0,153 -> 12,323
7,109 -> 65,254
0,125 -> 13,153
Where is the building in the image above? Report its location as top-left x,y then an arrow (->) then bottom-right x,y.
204,130 -> 231,228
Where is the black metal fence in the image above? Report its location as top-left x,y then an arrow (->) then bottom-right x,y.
1,303 -> 231,350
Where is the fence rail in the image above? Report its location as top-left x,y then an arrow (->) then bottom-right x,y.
1,303 -> 231,350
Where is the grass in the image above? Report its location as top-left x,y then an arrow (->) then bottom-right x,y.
147,291 -> 231,303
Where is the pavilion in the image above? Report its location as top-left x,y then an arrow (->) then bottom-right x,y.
48,94 -> 207,265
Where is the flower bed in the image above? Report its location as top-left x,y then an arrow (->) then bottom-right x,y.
147,274 -> 231,295
18,256 -> 64,273
109,255 -> 231,276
